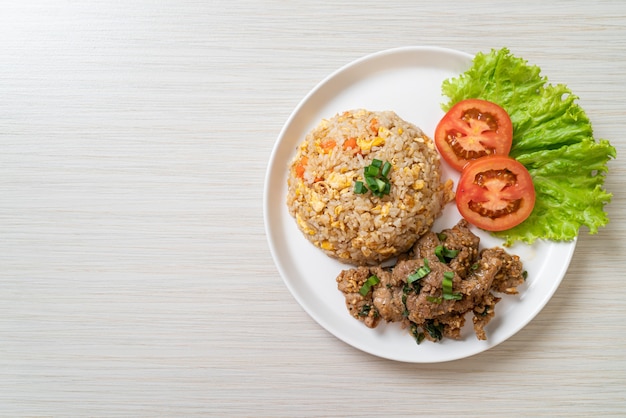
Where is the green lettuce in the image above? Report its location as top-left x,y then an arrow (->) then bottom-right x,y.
442,47 -> 616,245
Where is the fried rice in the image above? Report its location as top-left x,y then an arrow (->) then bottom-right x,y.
286,109 -> 454,265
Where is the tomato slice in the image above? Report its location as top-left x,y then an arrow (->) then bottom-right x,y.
456,156 -> 535,232
435,99 -> 513,171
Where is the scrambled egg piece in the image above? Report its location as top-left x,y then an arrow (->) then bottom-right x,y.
357,136 -> 385,152
307,189 -> 325,212
326,172 -> 351,190
296,213 -> 315,235
381,202 -> 391,217
319,240 -> 334,250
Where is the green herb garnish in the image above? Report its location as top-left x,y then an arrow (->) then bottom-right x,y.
410,323 -> 425,345
423,319 -> 443,341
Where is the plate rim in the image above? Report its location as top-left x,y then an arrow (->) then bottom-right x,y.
263,46 -> 577,363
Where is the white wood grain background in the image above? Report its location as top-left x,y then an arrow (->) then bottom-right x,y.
1,0 -> 625,416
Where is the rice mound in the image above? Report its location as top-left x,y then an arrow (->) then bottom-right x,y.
286,109 -> 454,265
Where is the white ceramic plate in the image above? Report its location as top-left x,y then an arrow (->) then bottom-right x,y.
264,46 -> 576,363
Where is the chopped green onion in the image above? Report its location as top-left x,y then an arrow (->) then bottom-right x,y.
522,270 -> 528,280
442,271 -> 453,293
435,246 -> 445,262
442,271 -> 462,301
437,233 -> 447,241
354,159 -> 393,197
373,179 -> 391,197
435,245 -> 459,263
445,247 -> 459,258
408,258 -> 430,284
365,165 -> 380,177
359,275 -> 380,296
354,181 -> 367,194
365,175 -> 379,189
381,161 -> 392,177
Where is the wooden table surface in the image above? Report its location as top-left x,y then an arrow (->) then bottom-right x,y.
2,1 -> 625,416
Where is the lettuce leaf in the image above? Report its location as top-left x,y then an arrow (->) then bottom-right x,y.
442,47 -> 616,245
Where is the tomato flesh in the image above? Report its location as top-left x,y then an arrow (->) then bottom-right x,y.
435,99 -> 513,171
456,156 -> 535,232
